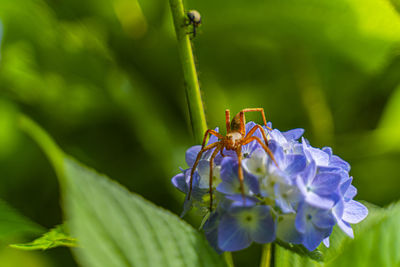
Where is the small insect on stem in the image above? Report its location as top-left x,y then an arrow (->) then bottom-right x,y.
186,10 -> 201,38
187,108 -> 278,211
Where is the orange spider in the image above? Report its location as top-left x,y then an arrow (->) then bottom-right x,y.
187,108 -> 278,210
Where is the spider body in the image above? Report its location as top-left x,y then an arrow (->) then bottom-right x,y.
188,108 -> 277,210
186,10 -> 201,38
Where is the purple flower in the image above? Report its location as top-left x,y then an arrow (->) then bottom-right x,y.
217,157 -> 259,195
218,205 -> 275,251
296,161 -> 341,209
295,203 -> 335,251
172,121 -> 368,252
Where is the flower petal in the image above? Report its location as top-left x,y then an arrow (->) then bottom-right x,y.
312,172 -> 341,196
323,237 -> 330,248
277,214 -> 303,244
337,219 -> 354,238
220,157 -> 238,183
343,200 -> 368,224
251,206 -> 276,244
171,173 -> 187,193
284,154 -> 307,175
305,192 -> 335,209
330,155 -> 351,172
303,223 -> 326,251
282,128 -> 304,141
218,213 -> 252,251
344,185 -> 357,201
312,210 -> 335,229
185,145 -> 201,167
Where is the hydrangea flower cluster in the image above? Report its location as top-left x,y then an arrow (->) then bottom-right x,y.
172,122 -> 368,252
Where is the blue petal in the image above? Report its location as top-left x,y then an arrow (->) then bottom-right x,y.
305,192 -> 335,209
275,183 -> 300,213
216,181 -> 238,195
295,202 -> 307,233
269,129 -> 287,145
277,214 -> 303,244
245,122 -> 258,135
269,141 -> 285,165
285,154 -> 307,175
333,199 -> 344,221
218,213 -> 252,251
322,147 -> 333,157
340,177 -> 352,196
330,155 -> 351,171
302,139 -> 329,166
296,175 -> 308,196
282,128 -> 304,141
337,219 -> 354,238
171,173 -> 187,193
225,195 -> 259,207
185,145 -> 201,167
303,161 -> 317,185
343,200 -> 368,224
311,172 -> 341,196
220,157 -> 238,183
203,212 -> 223,253
318,166 -> 342,172
312,209 -> 335,229
323,237 -> 330,248
251,206 -> 276,244
344,185 -> 357,201
302,224 -> 327,251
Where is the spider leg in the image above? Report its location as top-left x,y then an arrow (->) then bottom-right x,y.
208,145 -> 223,211
236,147 -> 246,203
188,142 -> 219,200
225,109 -> 231,133
201,129 -> 224,149
244,124 -> 269,145
242,136 -> 278,167
241,108 -> 272,130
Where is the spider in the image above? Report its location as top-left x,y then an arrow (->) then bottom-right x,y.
187,108 -> 278,211
186,10 -> 201,38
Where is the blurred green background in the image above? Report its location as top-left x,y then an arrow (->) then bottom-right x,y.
0,0 -> 400,266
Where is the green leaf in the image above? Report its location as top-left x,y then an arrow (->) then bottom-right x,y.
275,202 -> 400,267
10,224 -> 77,250
0,199 -> 44,240
18,114 -> 227,267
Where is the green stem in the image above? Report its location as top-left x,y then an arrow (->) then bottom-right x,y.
260,243 -> 272,267
18,114 -> 65,180
223,252 -> 235,267
168,0 -> 208,143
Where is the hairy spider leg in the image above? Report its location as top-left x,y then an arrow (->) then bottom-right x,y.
225,109 -> 231,133
208,145 -> 223,211
188,142 -> 219,200
242,136 -> 278,167
245,124 -> 270,146
236,147 -> 246,200
201,129 -> 224,149
241,108 -> 272,131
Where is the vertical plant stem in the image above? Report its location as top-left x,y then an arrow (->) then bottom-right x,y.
223,252 -> 235,267
168,0 -> 208,143
260,243 -> 272,267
